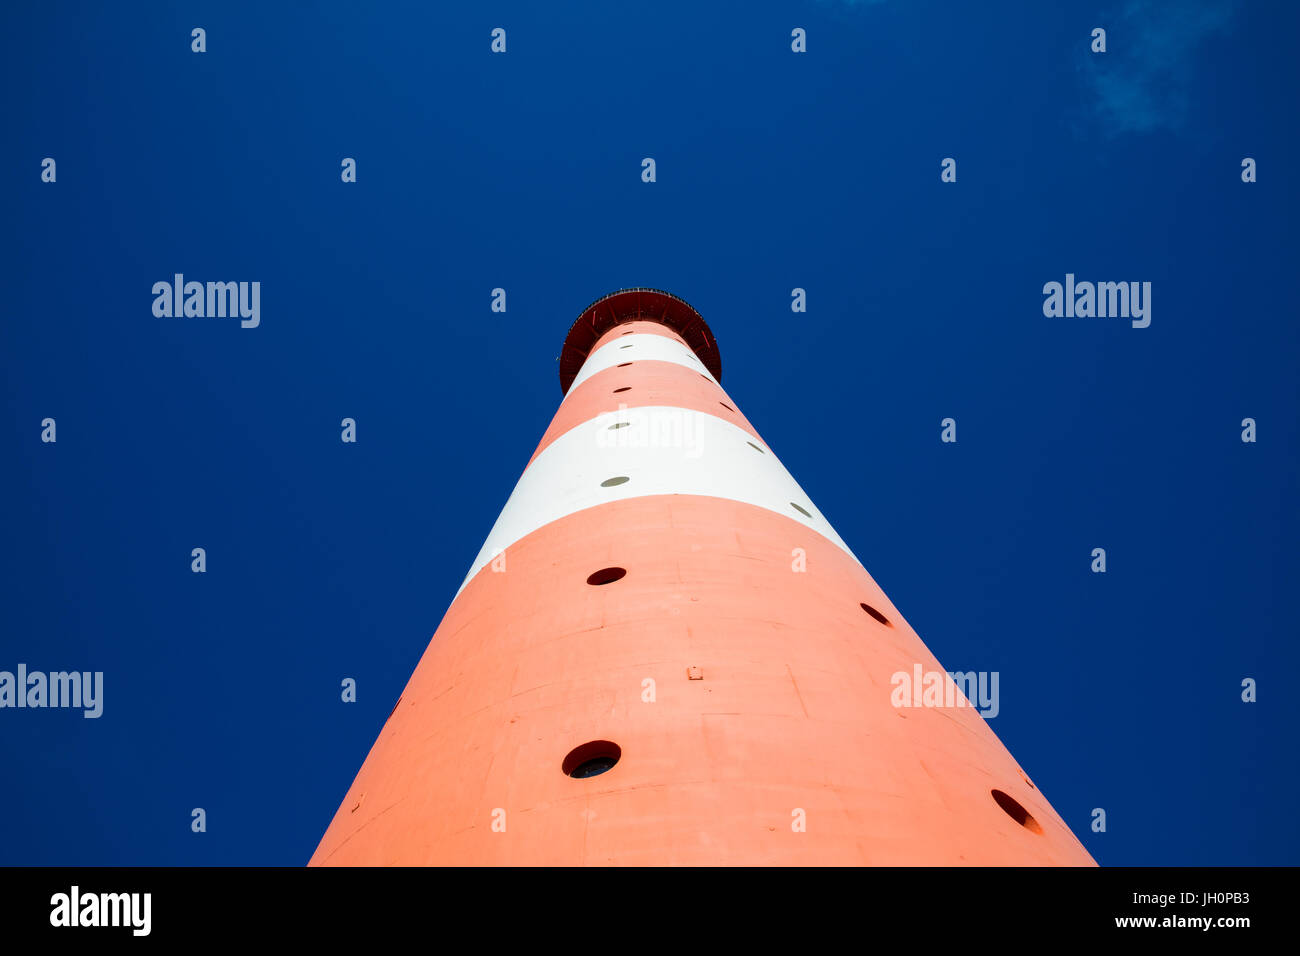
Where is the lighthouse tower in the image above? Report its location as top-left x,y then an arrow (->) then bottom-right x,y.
310,288 -> 1095,866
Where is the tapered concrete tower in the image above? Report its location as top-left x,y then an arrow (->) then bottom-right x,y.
311,288 -> 1095,866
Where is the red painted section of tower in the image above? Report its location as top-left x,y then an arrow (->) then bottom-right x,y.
311,289 -> 1096,866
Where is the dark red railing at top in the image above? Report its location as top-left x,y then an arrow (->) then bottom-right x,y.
559,288 -> 721,394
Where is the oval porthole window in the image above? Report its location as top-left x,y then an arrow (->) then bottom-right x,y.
563,740 -> 622,778
790,502 -> 812,518
746,442 -> 765,454
586,567 -> 627,586
601,476 -> 630,487
991,789 -> 1043,834
617,362 -> 633,367
613,386 -> 632,393
859,603 -> 892,628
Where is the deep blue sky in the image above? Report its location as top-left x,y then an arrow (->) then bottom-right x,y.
2,1 -> 1296,866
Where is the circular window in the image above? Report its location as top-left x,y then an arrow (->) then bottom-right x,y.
860,603 -> 892,627
991,790 -> 1043,834
586,567 -> 626,586
601,476 -> 630,487
563,741 -> 622,778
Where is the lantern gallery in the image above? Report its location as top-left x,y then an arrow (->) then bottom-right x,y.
1042,274 -> 1151,328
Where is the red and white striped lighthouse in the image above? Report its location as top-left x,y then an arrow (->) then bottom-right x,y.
310,288 -> 1095,866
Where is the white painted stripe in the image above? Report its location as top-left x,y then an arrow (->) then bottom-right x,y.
456,406 -> 861,594
565,333 -> 716,396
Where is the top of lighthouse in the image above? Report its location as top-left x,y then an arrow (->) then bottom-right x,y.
559,287 -> 721,394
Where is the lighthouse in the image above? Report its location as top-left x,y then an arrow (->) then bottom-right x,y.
310,288 -> 1095,866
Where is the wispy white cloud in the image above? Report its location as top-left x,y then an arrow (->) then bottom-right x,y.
1084,0 -> 1239,135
